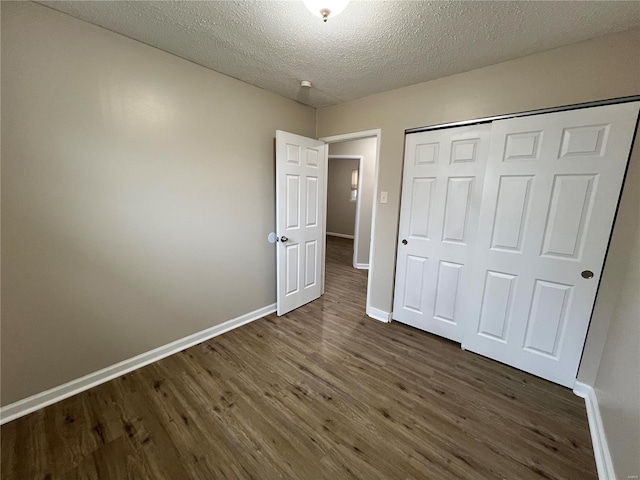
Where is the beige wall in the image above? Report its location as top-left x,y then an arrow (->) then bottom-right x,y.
327,158 -> 358,237
593,128 -> 640,480
0,2 -> 315,406
329,138 -> 377,266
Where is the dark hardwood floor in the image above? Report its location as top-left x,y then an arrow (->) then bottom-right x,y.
1,236 -> 597,479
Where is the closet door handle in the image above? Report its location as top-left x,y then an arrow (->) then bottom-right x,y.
402,239 -> 408,245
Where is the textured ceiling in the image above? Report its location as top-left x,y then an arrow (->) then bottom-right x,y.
39,1 -> 640,107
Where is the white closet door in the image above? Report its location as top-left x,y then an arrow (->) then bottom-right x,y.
461,102 -> 639,387
393,124 -> 491,341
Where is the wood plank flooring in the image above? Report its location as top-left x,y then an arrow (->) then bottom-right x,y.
1,236 -> 597,479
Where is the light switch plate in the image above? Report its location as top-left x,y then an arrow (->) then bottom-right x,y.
380,191 -> 388,204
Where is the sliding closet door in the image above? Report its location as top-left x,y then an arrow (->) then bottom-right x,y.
461,102 -> 639,387
393,124 -> 491,342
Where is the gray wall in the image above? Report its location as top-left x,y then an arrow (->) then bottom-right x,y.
317,28 -> 640,476
329,138 -> 377,266
327,158 -> 359,237
1,2 -> 315,406
592,124 -> 640,480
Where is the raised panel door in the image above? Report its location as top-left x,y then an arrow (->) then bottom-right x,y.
276,131 -> 326,316
393,124 -> 491,341
461,102 -> 639,387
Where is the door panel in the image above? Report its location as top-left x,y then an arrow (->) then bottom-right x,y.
477,270 -> 517,342
403,255 -> 428,313
540,174 -> 597,259
304,240 -> 318,287
286,175 -> 300,228
522,279 -> 572,357
461,102 -> 640,387
276,131 -> 326,316
408,177 -> 435,238
393,124 -> 492,341
305,177 -> 319,226
442,176 -> 474,244
433,261 -> 463,323
490,175 -> 533,252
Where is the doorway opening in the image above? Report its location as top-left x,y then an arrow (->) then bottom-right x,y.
320,130 -> 382,321
327,155 -> 365,268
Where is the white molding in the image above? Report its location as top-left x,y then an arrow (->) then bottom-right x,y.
320,129 -> 381,144
366,131 -> 382,321
326,232 -> 354,239
354,263 -> 369,270
352,156 -> 364,271
367,306 -> 391,323
0,303 -> 276,425
321,144 -> 328,296
574,381 -> 616,480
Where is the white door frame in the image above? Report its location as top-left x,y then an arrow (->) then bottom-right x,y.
319,129 -> 382,322
327,154 -> 365,270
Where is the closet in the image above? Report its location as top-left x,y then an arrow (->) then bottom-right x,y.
393,101 -> 639,387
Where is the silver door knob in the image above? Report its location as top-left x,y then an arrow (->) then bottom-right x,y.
279,235 -> 288,243
581,270 -> 594,279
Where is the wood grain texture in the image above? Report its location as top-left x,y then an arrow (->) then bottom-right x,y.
1,236 -> 597,479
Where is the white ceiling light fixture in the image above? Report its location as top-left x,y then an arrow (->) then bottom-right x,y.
303,0 -> 349,22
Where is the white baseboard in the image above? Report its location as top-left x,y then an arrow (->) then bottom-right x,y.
367,306 -> 391,323
0,303 -> 276,425
326,232 -> 354,239
574,381 -> 616,480
354,263 -> 369,270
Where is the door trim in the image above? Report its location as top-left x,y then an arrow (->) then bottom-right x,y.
320,129 -> 384,322
406,95 -> 640,134
328,154 -> 364,269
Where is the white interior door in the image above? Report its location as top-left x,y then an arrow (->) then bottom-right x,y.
393,124 -> 491,341
276,131 -> 327,316
461,102 -> 639,387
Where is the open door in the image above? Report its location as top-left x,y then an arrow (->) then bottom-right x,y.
276,131 -> 327,316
